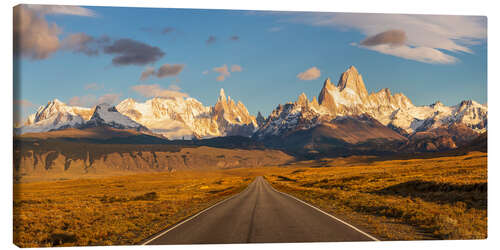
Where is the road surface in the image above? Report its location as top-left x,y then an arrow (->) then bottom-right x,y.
143,176 -> 378,244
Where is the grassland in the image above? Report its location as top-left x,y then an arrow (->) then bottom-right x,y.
14,151 -> 487,246
265,151 -> 487,240
13,169 -> 257,247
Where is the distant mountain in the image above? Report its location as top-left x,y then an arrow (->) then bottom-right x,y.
16,66 -> 486,156
17,99 -> 93,134
82,103 -> 149,131
115,88 -> 257,139
258,114 -> 408,157
255,66 -> 487,154
17,89 -> 258,139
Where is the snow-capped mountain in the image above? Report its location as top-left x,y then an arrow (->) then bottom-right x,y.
17,99 -> 93,134
116,96 -> 213,139
256,66 -> 487,139
17,65 -> 486,149
83,103 -> 148,131
116,88 -> 257,139
18,89 -> 257,139
390,100 -> 487,134
212,88 -> 258,137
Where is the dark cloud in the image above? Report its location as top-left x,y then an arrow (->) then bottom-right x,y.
95,35 -> 111,44
361,29 -> 407,47
140,64 -> 184,80
156,64 -> 184,78
206,35 -> 216,45
140,67 -> 156,81
62,33 -> 98,56
13,5 -> 97,60
13,5 -> 61,59
62,33 -> 112,56
230,35 -> 240,41
103,38 -> 165,66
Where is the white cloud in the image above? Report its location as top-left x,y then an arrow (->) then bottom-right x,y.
213,64 -> 230,76
212,64 -> 242,81
97,93 -> 122,105
26,4 -> 96,17
360,44 -> 458,64
216,75 -> 226,82
297,66 -> 321,80
68,93 -> 121,107
287,13 -> 486,64
213,64 -> 230,81
131,84 -> 188,99
231,64 -> 242,72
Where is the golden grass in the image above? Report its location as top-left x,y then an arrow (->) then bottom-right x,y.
13,169 -> 256,247
265,151 -> 487,240
13,151 -> 487,246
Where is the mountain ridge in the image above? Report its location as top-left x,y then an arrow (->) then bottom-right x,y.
17,65 -> 487,156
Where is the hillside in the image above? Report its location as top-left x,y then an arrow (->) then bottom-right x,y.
14,136 -> 294,182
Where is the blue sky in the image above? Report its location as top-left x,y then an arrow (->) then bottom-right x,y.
14,5 -> 487,122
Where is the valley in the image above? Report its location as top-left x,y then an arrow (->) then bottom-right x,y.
13,150 -> 487,247
14,134 -> 293,183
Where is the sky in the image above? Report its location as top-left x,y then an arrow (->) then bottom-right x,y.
13,5 -> 487,123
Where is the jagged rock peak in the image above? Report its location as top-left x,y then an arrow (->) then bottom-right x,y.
218,88 -> 226,102
379,88 -> 391,95
459,100 -> 478,107
347,65 -> 358,73
310,96 -> 320,109
431,101 -> 444,108
256,111 -> 266,127
94,103 -> 116,112
322,77 -> 335,91
50,98 -> 64,105
337,65 -> 369,97
121,98 -> 136,104
87,103 -> 147,131
297,92 -> 309,106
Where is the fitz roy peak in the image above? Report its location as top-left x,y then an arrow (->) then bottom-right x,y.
255,66 -> 487,139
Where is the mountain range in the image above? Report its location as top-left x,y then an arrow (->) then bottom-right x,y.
18,88 -> 258,139
16,66 -> 487,156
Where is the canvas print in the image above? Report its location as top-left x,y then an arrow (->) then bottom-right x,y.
13,4 -> 487,247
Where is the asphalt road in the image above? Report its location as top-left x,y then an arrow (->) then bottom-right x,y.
144,176 -> 378,245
